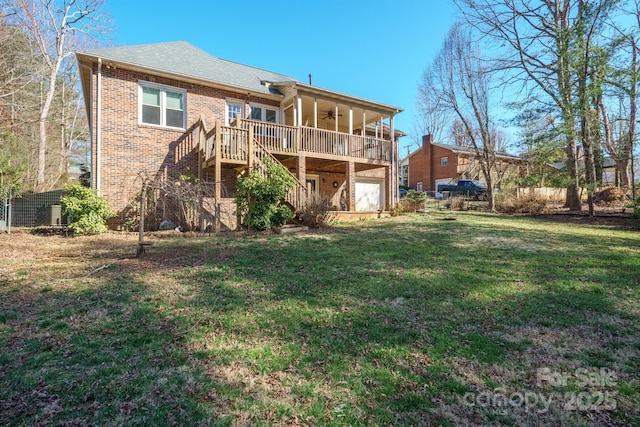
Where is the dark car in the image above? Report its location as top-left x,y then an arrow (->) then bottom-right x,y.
399,188 -> 408,198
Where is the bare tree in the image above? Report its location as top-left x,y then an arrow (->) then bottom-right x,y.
455,0 -> 585,210
5,0 -> 108,190
600,0 -> 640,198
420,24 -> 505,210
414,80 -> 448,148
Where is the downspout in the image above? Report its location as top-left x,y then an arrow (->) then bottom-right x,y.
96,58 -> 102,193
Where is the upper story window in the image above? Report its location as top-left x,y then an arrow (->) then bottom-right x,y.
248,104 -> 278,123
139,82 -> 185,129
441,156 -> 449,167
226,100 -> 278,125
227,103 -> 242,124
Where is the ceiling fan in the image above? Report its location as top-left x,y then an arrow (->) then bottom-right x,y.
321,110 -> 343,120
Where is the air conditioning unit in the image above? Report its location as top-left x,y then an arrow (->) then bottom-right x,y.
45,205 -> 67,226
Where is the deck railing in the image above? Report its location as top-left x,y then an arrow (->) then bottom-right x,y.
202,120 -> 391,164
251,139 -> 309,210
241,119 -> 298,154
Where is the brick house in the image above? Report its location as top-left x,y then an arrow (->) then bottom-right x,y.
404,135 -> 524,195
75,42 -> 403,230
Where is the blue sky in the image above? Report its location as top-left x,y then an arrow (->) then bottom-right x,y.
103,0 -> 459,153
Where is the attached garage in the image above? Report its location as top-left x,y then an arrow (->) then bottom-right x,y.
355,179 -> 384,211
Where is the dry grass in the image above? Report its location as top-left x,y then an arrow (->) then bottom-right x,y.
495,192 -> 553,214
1,216 -> 639,426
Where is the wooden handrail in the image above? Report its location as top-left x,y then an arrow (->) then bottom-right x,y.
250,137 -> 308,210
197,119 -> 392,164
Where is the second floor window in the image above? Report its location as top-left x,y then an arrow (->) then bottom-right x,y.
227,103 -> 242,124
441,157 -> 449,167
140,83 -> 185,129
248,105 -> 278,123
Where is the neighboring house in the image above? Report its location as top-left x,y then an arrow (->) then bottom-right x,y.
76,41 -> 403,230
406,134 -> 524,195
550,156 -> 630,187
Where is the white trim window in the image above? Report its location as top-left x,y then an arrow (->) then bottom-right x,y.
441,156 -> 449,167
248,104 -> 278,123
227,101 -> 243,125
139,82 -> 185,129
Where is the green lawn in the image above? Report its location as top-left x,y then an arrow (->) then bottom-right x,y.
1,213 -> 639,426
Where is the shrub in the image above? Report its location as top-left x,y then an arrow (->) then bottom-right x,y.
61,184 -> 116,234
298,193 -> 336,228
495,192 -> 550,215
236,159 -> 296,231
400,190 -> 427,213
450,196 -> 466,210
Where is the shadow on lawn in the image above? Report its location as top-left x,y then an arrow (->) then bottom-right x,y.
0,269 -> 221,426
2,217 -> 637,426
168,218 -> 639,425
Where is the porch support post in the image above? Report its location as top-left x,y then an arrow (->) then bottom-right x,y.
346,161 -> 355,211
297,155 -> 307,200
297,95 -> 303,128
247,125 -> 254,170
335,104 -> 339,132
313,98 -> 318,128
214,121 -> 222,233
348,107 -> 353,134
385,165 -> 392,211
293,98 -> 298,126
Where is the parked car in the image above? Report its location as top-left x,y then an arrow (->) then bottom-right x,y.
399,188 -> 408,198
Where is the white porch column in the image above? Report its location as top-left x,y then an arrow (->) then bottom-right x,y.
293,100 -> 297,126
313,98 -> 318,128
335,104 -> 339,132
348,106 -> 353,134
362,111 -> 366,135
297,96 -> 303,128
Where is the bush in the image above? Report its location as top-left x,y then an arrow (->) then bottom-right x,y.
400,190 -> 427,213
298,193 -> 336,228
61,184 -> 116,234
495,192 -> 551,215
450,196 -> 466,210
236,159 -> 296,231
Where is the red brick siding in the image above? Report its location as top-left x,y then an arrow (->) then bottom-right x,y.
408,136 -> 458,192
90,64 -> 277,214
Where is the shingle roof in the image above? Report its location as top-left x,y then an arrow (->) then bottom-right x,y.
77,41 -> 295,96
431,142 -> 521,160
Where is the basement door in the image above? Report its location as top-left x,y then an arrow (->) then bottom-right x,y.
355,179 -> 384,211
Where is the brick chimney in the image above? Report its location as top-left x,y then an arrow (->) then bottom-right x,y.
422,134 -> 433,150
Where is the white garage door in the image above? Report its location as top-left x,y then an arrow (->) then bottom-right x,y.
355,179 -> 384,211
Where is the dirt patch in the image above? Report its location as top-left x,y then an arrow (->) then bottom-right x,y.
521,204 -> 637,229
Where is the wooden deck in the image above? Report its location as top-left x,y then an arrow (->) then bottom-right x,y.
199,119 -> 392,166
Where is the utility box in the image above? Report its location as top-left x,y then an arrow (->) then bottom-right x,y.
45,205 -> 67,226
